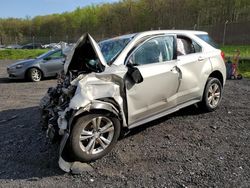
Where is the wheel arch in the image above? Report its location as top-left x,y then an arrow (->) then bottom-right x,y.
69,99 -> 123,132
199,70 -> 224,104
208,70 -> 224,87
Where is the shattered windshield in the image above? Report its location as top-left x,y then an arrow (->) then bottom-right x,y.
99,34 -> 135,65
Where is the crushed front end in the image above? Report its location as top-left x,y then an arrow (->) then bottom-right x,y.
39,33 -> 128,172
40,72 -> 76,142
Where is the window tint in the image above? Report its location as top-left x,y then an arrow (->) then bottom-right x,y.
130,36 -> 174,65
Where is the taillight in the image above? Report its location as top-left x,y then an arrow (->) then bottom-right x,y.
221,51 -> 225,61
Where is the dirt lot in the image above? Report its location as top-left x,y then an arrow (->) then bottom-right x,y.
0,60 -> 249,187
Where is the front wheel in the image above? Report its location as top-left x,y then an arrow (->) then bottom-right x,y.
70,113 -> 121,162
28,68 -> 42,82
199,77 -> 223,112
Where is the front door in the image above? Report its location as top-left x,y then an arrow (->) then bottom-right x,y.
41,50 -> 65,76
125,35 -> 181,125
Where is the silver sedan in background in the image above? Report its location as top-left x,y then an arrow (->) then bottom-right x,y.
7,48 -> 65,81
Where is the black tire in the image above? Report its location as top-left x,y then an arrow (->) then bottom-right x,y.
28,68 -> 42,82
199,77 -> 222,112
70,113 -> 121,162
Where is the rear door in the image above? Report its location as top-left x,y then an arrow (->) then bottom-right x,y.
176,35 -> 212,104
125,35 -> 181,125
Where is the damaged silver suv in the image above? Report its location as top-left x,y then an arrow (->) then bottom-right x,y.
40,30 -> 226,172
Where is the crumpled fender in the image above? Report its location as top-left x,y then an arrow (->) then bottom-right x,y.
67,66 -> 128,127
74,100 -> 119,117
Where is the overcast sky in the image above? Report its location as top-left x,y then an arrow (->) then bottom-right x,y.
0,0 -> 119,19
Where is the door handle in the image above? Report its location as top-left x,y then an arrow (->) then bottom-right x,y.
198,56 -> 205,61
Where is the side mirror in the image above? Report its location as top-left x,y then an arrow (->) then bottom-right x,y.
127,64 -> 143,84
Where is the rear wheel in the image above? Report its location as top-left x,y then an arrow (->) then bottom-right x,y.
70,113 -> 121,162
200,77 -> 222,112
28,68 -> 42,82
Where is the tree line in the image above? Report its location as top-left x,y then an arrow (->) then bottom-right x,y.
0,0 -> 249,44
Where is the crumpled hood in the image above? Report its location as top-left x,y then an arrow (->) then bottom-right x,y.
64,33 -> 108,74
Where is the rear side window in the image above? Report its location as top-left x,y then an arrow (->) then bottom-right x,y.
192,41 -> 202,53
177,36 -> 202,56
196,34 -> 218,49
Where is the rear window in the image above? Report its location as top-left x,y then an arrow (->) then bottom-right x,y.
196,34 -> 218,49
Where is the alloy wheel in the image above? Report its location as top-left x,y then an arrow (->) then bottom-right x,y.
32,69 -> 41,81
207,83 -> 221,108
79,116 -> 115,155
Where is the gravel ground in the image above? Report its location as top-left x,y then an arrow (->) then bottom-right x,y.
0,60 -> 249,188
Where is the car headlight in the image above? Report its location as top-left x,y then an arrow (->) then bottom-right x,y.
16,64 -> 24,69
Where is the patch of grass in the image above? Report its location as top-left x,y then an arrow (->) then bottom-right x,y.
239,59 -> 250,78
0,49 -> 49,60
221,45 -> 250,59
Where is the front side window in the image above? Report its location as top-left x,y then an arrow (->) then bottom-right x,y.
37,50 -> 53,59
129,36 -> 174,65
48,50 -> 63,59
